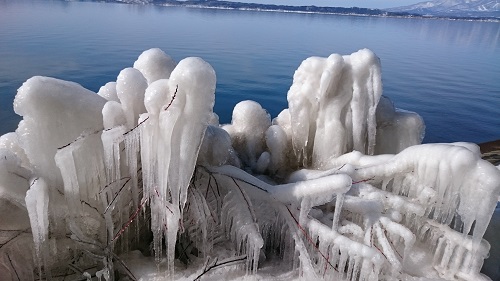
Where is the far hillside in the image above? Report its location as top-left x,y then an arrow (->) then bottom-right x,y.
386,0 -> 500,18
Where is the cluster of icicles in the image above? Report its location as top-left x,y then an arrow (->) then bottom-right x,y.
0,48 -> 499,281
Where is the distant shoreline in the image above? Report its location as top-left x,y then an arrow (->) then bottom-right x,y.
104,0 -> 500,22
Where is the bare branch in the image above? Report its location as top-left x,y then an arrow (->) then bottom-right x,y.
123,84 -> 178,137
112,197 -> 148,243
104,178 -> 131,214
163,84 -> 179,111
193,255 -> 247,281
6,252 -> 21,281
58,129 -> 103,150
111,252 -> 137,281
99,176 -> 131,194
231,178 -> 257,223
0,228 -> 30,250
285,206 -> 337,272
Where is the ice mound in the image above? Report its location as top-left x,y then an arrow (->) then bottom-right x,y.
0,48 -> 498,281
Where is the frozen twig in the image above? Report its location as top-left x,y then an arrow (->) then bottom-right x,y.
99,176 -> 131,194
111,252 -> 137,281
285,206 -> 337,272
104,178 -> 131,214
231,178 -> 257,223
123,84 -> 178,137
6,252 -> 21,281
163,84 -> 179,111
57,129 -> 103,150
154,188 -> 174,214
193,255 -> 247,281
0,228 -> 30,250
112,197 -> 148,243
352,177 -> 375,184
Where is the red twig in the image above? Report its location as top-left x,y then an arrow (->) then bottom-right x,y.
99,176 -> 131,194
323,251 -> 330,277
231,178 -> 257,223
352,177 -> 375,184
154,188 -> 174,214
104,178 -> 131,214
285,206 -> 338,272
112,198 -> 148,243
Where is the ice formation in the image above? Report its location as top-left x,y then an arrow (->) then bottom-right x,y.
0,48 -> 499,281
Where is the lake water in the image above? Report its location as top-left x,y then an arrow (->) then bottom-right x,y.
0,0 -> 499,143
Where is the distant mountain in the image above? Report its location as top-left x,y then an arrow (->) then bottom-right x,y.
92,0 -> 500,19
387,0 -> 500,18
106,0 -> 418,17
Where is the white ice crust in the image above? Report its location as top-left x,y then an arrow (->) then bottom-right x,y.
0,48 -> 498,281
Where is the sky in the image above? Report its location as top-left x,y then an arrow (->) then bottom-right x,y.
224,0 -> 422,9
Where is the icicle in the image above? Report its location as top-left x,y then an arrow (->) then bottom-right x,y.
139,114 -> 157,202
166,207 -> 180,277
101,125 -> 126,182
299,198 -> 312,228
25,177 -> 49,279
124,127 -> 140,210
331,193 -> 345,231
55,138 -> 83,217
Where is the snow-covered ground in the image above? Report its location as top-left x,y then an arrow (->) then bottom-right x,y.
0,48 -> 499,281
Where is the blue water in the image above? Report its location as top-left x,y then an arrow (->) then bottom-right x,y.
0,0 -> 499,143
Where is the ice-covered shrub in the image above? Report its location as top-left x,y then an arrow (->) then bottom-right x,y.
0,48 -> 498,281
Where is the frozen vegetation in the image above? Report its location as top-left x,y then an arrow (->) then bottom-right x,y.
0,48 -> 499,280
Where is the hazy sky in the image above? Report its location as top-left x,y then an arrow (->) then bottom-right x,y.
225,0 -> 421,9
